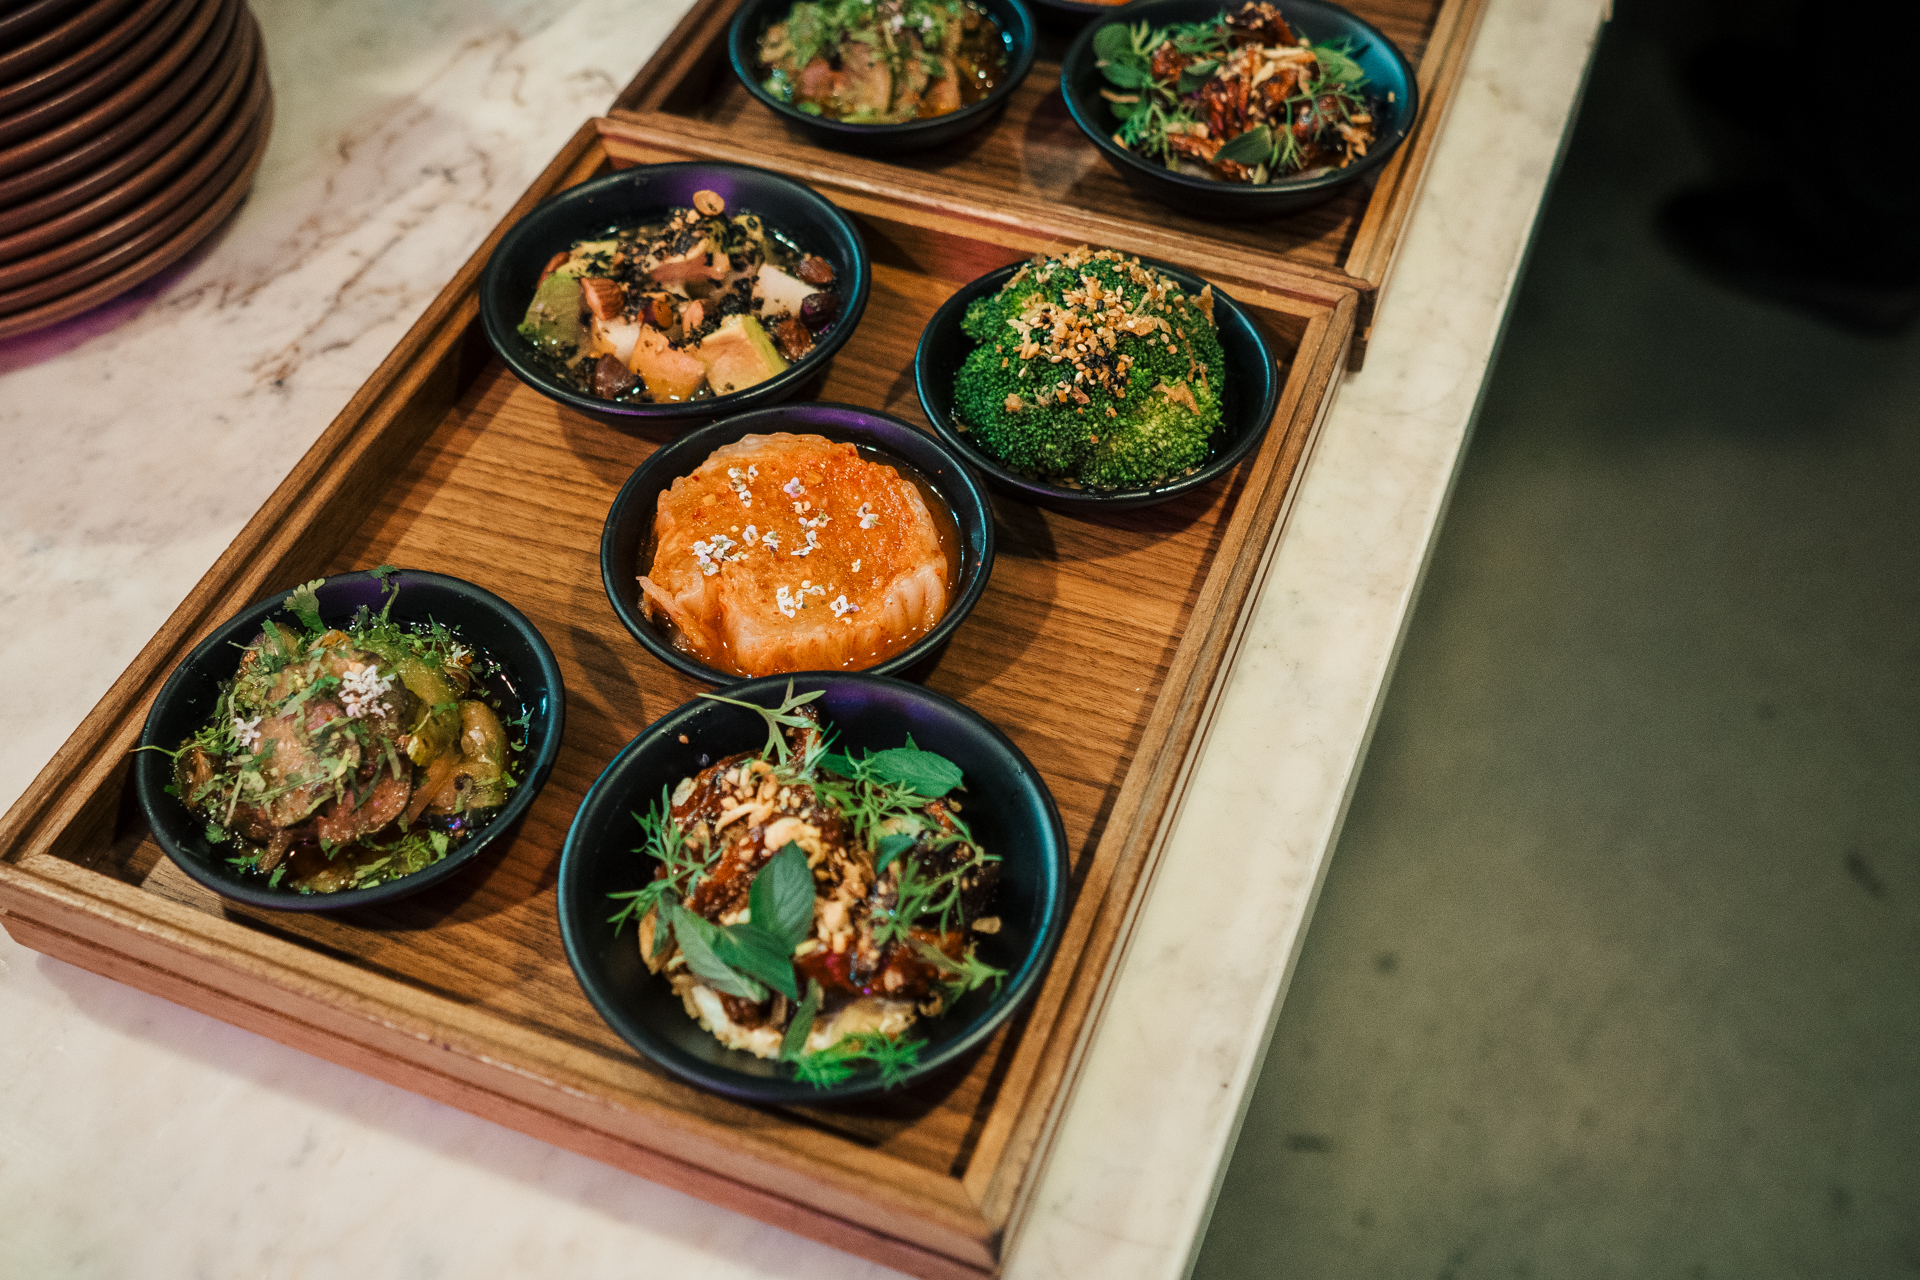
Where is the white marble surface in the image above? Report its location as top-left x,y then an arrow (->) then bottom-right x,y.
0,1 -> 1601,1276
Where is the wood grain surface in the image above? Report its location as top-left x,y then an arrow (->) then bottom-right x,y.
0,122 -> 1352,1275
611,0 -> 1487,365
0,0 -> 254,259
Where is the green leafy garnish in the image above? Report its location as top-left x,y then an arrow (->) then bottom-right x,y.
791,1030 -> 925,1089
699,680 -> 826,770
1094,13 -> 1373,183
283,579 -> 327,635
781,978 -> 824,1061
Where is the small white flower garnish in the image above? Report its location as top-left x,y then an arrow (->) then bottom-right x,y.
775,585 -> 798,618
339,663 -> 396,719
760,529 -> 780,550
857,502 -> 880,529
726,468 -> 753,507
789,529 -> 821,557
851,558 -> 861,572
692,534 -> 738,576
783,477 -> 805,498
743,523 -> 758,543
830,594 -> 858,617
233,716 -> 262,749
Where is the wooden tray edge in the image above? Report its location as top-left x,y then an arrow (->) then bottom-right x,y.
0,114 -> 1363,1276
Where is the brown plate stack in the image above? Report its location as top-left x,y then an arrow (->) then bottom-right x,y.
0,0 -> 271,340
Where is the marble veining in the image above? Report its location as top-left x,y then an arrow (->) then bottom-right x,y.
0,0 -> 1601,1275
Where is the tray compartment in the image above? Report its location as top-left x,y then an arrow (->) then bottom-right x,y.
614,0 -> 1487,364
0,121 -> 1354,1277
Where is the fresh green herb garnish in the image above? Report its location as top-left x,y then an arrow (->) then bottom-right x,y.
1093,8 -> 1374,184
791,1030 -> 926,1089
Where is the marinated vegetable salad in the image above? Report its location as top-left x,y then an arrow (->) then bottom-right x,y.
519,189 -> 840,405
611,684 -> 1004,1088
952,245 -> 1225,490
758,0 -> 1006,124
1095,2 -> 1379,184
161,570 -> 525,894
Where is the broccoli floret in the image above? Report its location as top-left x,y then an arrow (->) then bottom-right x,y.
949,247 -> 1226,490
1080,379 -> 1220,489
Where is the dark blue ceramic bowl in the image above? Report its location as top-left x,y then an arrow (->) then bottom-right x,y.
132,569 -> 566,912
727,0 -> 1037,155
601,401 -> 996,684
557,673 -> 1067,1103
913,255 -> 1283,510
478,162 -> 871,427
1061,0 -> 1418,219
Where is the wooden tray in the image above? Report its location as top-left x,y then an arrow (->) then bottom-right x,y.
0,120 -> 1352,1276
613,0 -> 1486,367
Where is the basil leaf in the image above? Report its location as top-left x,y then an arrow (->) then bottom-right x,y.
782,979 -> 824,1061
1099,60 -> 1149,90
1092,22 -> 1133,65
875,832 -> 917,877
713,925 -> 800,1001
1213,125 -> 1276,166
1111,99 -> 1139,121
1314,43 -> 1366,85
750,842 -> 816,953
668,902 -> 767,1002
864,747 -> 963,797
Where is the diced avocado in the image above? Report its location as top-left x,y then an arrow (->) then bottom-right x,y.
628,324 -> 708,402
519,269 -> 585,359
696,314 -> 789,396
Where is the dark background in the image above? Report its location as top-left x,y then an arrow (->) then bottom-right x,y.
1194,0 -> 1920,1274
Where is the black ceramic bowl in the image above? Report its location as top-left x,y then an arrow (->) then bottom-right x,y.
601,401 -> 995,684
914,255 -> 1282,510
1060,0 -> 1418,220
1024,0 -> 1128,37
132,569 -> 566,913
557,673 -> 1066,1103
727,0 -> 1037,156
478,162 -> 871,427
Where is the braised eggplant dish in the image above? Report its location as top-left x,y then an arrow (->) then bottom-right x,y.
163,572 -> 524,894
611,686 -> 1003,1088
518,189 -> 841,404
757,0 -> 1006,124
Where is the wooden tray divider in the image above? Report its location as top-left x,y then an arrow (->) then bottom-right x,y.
1,115 -> 1355,1277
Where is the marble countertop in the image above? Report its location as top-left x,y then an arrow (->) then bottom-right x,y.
0,1 -> 1603,1275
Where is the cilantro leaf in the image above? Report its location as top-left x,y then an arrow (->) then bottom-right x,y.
283,579 -> 327,635
750,842 -> 815,953
863,747 -> 963,797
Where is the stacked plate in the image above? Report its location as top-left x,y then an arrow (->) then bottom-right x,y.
0,0 -> 271,340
